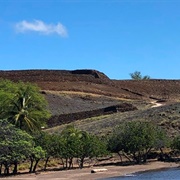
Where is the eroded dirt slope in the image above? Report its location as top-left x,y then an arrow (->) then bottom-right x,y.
1,69 -> 180,102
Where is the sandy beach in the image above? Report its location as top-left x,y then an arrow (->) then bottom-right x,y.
3,161 -> 179,180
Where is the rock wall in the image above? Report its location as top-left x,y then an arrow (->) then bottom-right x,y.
47,103 -> 137,128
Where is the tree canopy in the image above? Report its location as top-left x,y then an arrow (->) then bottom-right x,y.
0,119 -> 34,175
108,121 -> 166,163
0,80 -> 51,132
60,125 -> 108,168
130,71 -> 150,80
171,135 -> 180,152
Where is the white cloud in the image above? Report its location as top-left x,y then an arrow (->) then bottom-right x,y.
15,20 -> 68,37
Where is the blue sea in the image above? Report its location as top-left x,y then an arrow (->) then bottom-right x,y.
103,167 -> 180,180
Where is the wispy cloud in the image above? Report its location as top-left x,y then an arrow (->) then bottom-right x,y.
15,20 -> 68,37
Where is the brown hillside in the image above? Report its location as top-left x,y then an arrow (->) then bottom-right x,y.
0,69 -> 134,99
113,79 -> 180,101
0,69 -> 180,101
0,69 -> 111,84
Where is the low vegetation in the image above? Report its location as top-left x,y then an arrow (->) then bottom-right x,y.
108,121 -> 168,164
47,102 -> 180,137
1,118 -> 179,176
0,120 -> 108,175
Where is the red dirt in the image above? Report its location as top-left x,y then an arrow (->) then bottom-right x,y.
1,69 -> 179,101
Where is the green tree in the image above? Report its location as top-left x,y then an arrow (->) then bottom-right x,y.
130,71 -> 150,80
29,146 -> 46,173
154,128 -> 169,161
0,80 -> 51,132
60,125 -> 108,169
33,132 -> 61,170
107,129 -> 125,162
0,119 -> 34,175
171,135 -> 180,152
60,125 -> 81,169
0,80 -> 18,115
108,121 -> 164,164
76,131 -> 108,168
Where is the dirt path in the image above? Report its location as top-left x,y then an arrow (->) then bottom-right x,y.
151,101 -> 163,108
4,161 -> 179,180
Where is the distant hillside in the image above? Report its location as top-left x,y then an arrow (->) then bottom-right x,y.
1,69 -> 180,102
0,69 -> 180,136
113,79 -> 180,101
0,69 -> 111,85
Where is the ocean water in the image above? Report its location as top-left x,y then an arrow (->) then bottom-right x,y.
103,167 -> 180,180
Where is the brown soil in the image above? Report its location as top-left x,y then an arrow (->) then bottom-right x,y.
1,69 -> 180,101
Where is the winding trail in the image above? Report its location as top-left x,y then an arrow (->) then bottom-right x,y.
151,101 -> 164,108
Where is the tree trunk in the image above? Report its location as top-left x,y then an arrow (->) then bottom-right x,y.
137,151 -> 142,164
123,152 -> 132,162
33,159 -> 40,173
0,163 -> 2,175
29,158 -> 34,173
79,157 -> 85,169
143,154 -> 147,163
117,152 -> 123,162
65,158 -> 68,169
68,158 -> 73,169
13,161 -> 18,174
44,157 -> 50,171
133,152 -> 140,164
61,158 -> 65,168
159,148 -> 164,161
4,164 -> 10,175
143,148 -> 152,163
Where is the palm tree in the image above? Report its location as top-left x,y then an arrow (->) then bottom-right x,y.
9,89 -> 35,130
1,82 -> 51,132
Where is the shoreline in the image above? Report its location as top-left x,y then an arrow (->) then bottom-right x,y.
4,161 -> 179,180
101,166 -> 180,180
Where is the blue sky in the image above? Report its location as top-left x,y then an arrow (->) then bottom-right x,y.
0,0 -> 180,79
